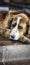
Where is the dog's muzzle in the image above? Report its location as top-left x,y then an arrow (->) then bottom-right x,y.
10,30 -> 19,40
10,16 -> 22,40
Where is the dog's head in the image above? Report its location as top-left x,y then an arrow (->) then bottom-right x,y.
0,10 -> 29,40
9,13 -> 28,40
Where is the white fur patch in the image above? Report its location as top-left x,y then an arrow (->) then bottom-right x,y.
10,16 -> 22,40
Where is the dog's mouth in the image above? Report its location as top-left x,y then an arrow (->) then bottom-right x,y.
10,33 -> 19,40
10,37 -> 18,41
10,35 -> 19,40
10,36 -> 16,41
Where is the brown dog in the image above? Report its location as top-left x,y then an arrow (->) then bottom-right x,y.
0,10 -> 30,44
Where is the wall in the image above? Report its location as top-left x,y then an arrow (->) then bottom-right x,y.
11,0 -> 30,4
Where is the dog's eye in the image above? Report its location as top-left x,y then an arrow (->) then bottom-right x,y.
18,25 -> 23,29
12,23 -> 16,28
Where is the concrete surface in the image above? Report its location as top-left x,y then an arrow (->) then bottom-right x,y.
0,45 -> 30,62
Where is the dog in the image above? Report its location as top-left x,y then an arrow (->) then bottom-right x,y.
0,10 -> 30,44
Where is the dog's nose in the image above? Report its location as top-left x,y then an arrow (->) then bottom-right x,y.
11,35 -> 15,39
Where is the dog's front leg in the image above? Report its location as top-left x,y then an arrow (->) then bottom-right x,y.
2,29 -> 11,39
19,35 -> 30,44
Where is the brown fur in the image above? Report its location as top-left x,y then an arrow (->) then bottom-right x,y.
0,10 -> 30,43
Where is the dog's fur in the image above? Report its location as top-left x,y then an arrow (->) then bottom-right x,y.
0,10 -> 30,44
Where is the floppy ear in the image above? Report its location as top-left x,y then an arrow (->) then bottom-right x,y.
2,10 -> 13,29
19,35 -> 30,44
